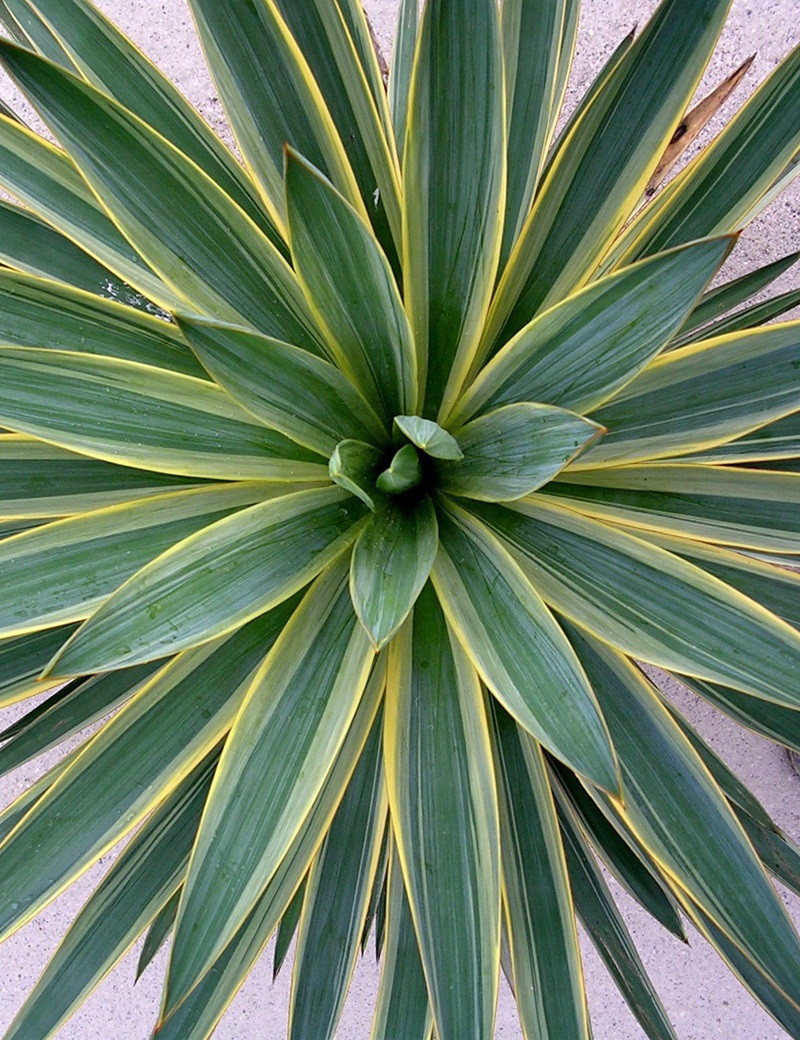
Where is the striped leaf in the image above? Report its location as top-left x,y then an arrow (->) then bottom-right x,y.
547,464 -> 800,552
164,562 -> 375,1012
371,845 -> 433,1040
385,583 -> 501,1040
491,702 -> 591,1040
0,41 -> 323,347
152,666 -> 385,1040
177,315 -> 387,455
474,496 -> 800,707
0,348 -> 325,481
0,607 -> 293,945
432,502 -> 618,791
442,403 -> 603,502
578,323 -> 800,467
387,0 -> 418,159
454,237 -> 732,422
0,484 -> 272,639
286,150 -> 416,420
570,629 -> 800,1012
350,497 -> 439,649
2,757 -> 215,1040
0,0 -> 280,243
403,0 -> 506,418
0,625 -> 78,708
51,486 -> 365,675
288,713 -> 386,1040
483,0 -> 731,350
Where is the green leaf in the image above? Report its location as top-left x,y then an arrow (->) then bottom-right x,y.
0,625 -> 78,708
442,403 -> 603,502
556,796 -> 678,1040
484,0 -> 731,349
51,486 -> 365,675
0,484 -> 271,639
432,503 -> 618,792
546,464 -> 800,552
329,440 -> 384,510
474,496 -> 800,707
376,445 -> 422,495
569,628 -> 800,1010
271,0 -> 402,256
0,348 -> 325,481
394,416 -> 463,460
3,757 -> 215,1040
0,200 -> 141,302
0,606 -> 293,945
273,880 -> 306,980
0,267 -> 204,377
0,111 -> 178,307
164,562 -> 375,1011
688,902 -> 800,1039
0,437 -> 207,518
186,0 -> 364,231
578,324 -> 800,467
176,315 -> 387,455
403,0 -> 505,418
490,702 -> 591,1040
385,583 -> 501,1040
737,811 -> 800,901
350,497 -> 438,649
0,662 -> 159,778
0,0 -> 280,244
500,0 -> 568,265
676,285 -> 800,348
550,761 -> 687,941
286,150 -> 415,421
138,890 -> 180,980
387,0 -> 418,159
672,248 -> 800,345
618,41 -> 800,261
288,708 -> 386,1040
675,410 -> 800,464
153,665 -> 386,1040
454,237 -> 732,423
0,42 -> 323,348
371,846 -> 433,1040
681,674 -> 800,756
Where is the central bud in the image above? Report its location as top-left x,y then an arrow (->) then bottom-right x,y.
328,416 -> 463,509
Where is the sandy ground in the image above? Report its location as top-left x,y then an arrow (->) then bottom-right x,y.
0,1 -> 799,1038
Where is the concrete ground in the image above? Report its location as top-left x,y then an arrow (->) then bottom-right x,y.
0,1 -> 799,1037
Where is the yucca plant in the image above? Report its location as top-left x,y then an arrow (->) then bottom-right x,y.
1,0 -> 800,1036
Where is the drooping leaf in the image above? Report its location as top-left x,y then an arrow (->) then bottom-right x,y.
432,502 -> 618,792
385,583 -> 501,1040
164,562 -> 375,1012
394,416 -> 463,460
51,486 -> 365,675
